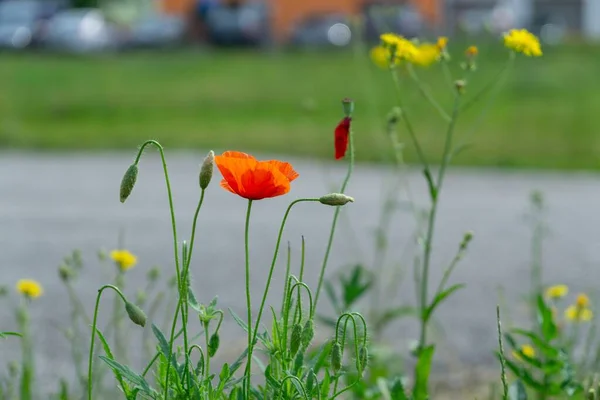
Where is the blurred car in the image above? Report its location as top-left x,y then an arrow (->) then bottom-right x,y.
125,13 -> 186,49
289,12 -> 351,49
205,1 -> 270,47
42,9 -> 118,53
362,1 -> 424,42
0,0 -> 65,49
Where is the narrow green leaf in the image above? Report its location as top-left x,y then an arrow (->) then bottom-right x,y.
151,323 -> 178,371
0,331 -> 22,339
508,380 -> 527,400
413,345 -> 435,400
510,329 -> 559,358
375,306 -> 417,331
188,290 -> 201,313
389,377 -> 409,400
94,328 -> 129,395
424,284 -> 465,322
502,356 -> 544,390
536,295 -> 557,341
228,308 -> 267,346
287,375 -> 308,398
320,370 -> 331,399
99,356 -> 156,396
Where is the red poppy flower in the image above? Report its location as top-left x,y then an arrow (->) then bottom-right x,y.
335,117 -> 351,160
214,151 -> 299,200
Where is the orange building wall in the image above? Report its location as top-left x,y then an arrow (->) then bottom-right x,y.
269,0 -> 440,41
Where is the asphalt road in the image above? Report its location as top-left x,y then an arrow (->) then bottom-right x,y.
2,151 -> 600,394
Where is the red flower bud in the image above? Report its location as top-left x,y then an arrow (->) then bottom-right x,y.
334,117 -> 351,160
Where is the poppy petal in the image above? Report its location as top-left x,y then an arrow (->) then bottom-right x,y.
221,151 -> 256,160
334,117 -> 351,160
266,160 -> 299,182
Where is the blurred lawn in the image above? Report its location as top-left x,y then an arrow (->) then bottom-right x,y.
0,42 -> 599,170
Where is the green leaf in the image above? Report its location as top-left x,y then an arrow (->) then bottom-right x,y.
510,329 -> 559,358
389,377 -> 409,400
413,345 -> 435,400
209,296 -> 218,309
99,356 -> 156,396
340,264 -> 373,308
0,331 -> 22,339
424,284 -> 465,322
287,375 -> 308,398
151,324 -> 178,371
95,328 -> 129,395
188,290 -> 201,313
229,348 -> 249,376
508,380 -> 527,400
375,306 -> 417,331
320,370 -> 331,399
502,356 -> 544,390
264,365 -> 279,391
228,308 -> 267,346
536,295 -> 557,341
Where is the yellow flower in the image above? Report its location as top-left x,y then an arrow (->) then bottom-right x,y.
436,36 -> 448,50
16,279 -> 43,299
565,305 -> 593,322
545,285 -> 568,299
412,43 -> 442,67
503,29 -> 542,57
370,45 -> 392,69
110,250 -> 137,271
380,33 -> 401,47
512,344 -> 535,361
465,45 -> 478,57
576,293 -> 590,308
379,33 -> 418,62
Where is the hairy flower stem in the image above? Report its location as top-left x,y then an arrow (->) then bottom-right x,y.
314,126 -> 355,309
132,140 -> 182,399
417,95 -> 461,352
87,285 -> 128,400
244,198 -> 320,393
244,200 -> 253,398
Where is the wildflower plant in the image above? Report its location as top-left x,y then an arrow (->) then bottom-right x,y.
359,30 -> 544,398
80,102 -> 361,400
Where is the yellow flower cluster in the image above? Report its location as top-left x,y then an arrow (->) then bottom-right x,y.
503,29 -> 542,57
371,33 -> 447,69
16,279 -> 43,299
110,249 -> 138,271
564,293 -> 593,322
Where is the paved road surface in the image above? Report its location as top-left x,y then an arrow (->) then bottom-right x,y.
1,152 -> 600,393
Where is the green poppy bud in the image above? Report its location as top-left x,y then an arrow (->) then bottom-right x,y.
342,98 -> 354,117
290,323 -> 302,355
358,345 -> 368,371
125,301 -> 146,327
199,150 -> 214,190
119,164 -> 138,203
306,368 -> 317,393
301,319 -> 314,348
331,341 -> 342,372
319,193 -> 354,206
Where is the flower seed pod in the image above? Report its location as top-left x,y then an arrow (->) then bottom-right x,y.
208,332 -> 220,358
319,193 -> 354,207
290,323 -> 303,355
306,368 -> 317,393
301,319 -> 314,349
341,98 -> 354,117
199,150 -> 214,190
331,341 -> 342,372
125,301 -> 147,327
119,164 -> 138,203
359,345 -> 368,371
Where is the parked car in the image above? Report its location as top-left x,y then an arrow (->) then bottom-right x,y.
0,0 -> 65,49
361,1 -> 424,42
124,13 -> 186,49
42,9 -> 118,53
205,1 -> 270,47
288,12 -> 351,49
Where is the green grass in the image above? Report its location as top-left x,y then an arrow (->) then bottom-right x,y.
1,42 -> 599,170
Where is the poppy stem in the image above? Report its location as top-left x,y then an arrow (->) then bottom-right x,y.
244,199 -> 253,398
87,285 -> 127,400
313,123 -> 355,309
